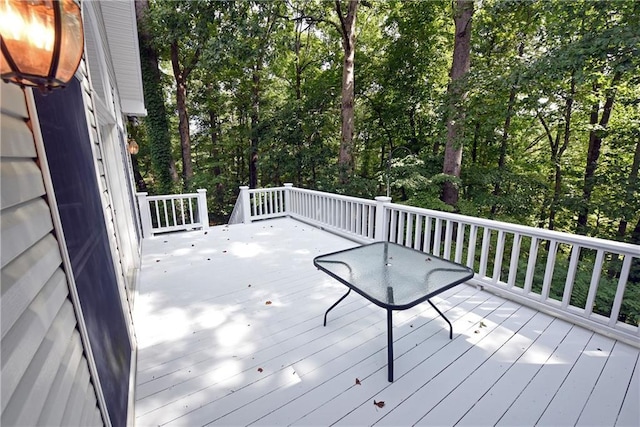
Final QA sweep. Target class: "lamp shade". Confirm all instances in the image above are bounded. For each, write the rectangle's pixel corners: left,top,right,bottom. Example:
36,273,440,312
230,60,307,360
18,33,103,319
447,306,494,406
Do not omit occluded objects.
0,0,84,90
127,139,139,155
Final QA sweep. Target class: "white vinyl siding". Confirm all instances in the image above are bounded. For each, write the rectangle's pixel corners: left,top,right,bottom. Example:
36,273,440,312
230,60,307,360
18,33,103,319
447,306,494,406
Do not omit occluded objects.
0,82,103,426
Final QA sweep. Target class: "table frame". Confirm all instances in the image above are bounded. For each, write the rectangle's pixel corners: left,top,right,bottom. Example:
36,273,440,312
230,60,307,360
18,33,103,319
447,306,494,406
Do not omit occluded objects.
314,242,475,382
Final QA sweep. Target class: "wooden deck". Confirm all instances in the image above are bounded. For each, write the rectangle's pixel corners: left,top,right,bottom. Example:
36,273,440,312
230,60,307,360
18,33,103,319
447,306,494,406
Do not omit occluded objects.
134,218,639,426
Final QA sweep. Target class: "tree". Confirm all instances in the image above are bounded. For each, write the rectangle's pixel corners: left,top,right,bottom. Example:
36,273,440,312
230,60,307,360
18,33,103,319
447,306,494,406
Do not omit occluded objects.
335,0,359,183
148,0,227,190
576,71,621,233
134,0,178,193
441,0,473,207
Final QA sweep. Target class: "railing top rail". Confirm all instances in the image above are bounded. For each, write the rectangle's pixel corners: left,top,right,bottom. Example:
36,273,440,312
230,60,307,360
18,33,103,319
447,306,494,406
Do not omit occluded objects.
386,202,640,255
146,193,199,201
247,187,283,194
288,187,378,206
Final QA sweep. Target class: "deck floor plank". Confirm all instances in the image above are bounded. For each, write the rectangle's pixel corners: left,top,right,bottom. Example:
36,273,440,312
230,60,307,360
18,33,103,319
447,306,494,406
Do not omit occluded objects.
455,317,574,426
615,355,640,427
248,289,486,425
413,311,557,426
536,333,616,426
577,340,640,426
134,218,640,427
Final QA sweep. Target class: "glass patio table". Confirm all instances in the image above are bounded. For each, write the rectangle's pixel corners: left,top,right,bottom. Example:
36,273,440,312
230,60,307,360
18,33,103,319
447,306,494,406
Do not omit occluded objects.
314,241,475,382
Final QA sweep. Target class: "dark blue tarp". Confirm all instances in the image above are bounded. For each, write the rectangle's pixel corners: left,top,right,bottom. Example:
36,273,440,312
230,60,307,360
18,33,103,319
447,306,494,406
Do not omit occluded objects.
34,78,131,427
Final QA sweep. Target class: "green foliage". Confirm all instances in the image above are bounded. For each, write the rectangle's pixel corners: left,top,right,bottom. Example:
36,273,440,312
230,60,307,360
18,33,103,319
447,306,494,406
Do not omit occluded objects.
135,0,640,247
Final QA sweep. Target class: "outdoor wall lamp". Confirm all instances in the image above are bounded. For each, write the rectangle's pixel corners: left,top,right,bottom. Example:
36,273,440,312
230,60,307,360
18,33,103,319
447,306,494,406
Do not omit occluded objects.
127,139,139,155
0,0,84,91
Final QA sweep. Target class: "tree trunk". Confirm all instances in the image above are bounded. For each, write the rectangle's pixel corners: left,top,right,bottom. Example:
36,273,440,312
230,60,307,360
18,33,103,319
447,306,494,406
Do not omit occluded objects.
209,108,224,205
441,0,474,207
249,64,261,189
490,42,524,216
171,41,195,190
130,154,147,193
135,0,178,193
617,137,640,238
576,72,621,234
336,0,359,184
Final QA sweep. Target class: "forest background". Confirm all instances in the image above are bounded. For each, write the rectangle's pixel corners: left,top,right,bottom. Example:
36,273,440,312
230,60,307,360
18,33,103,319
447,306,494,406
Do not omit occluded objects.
130,0,640,246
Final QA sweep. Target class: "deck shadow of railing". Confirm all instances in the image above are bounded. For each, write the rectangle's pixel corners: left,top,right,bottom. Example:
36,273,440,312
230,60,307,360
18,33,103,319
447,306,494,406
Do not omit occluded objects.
224,184,639,348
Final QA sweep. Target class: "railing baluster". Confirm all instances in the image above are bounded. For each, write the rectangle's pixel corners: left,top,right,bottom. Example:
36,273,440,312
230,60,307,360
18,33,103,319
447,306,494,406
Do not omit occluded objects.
609,255,632,327
541,240,558,300
444,220,453,260
584,249,605,316
397,211,405,244
561,244,581,308
350,202,355,233
466,225,478,269
479,228,491,277
389,209,398,242
523,237,539,294
433,219,442,256
270,191,274,214
414,215,423,250
180,198,185,225
455,223,465,263
405,213,414,248
163,200,169,228
424,217,433,254
507,233,522,288
492,230,506,284
189,197,194,224
154,200,161,228
171,198,177,227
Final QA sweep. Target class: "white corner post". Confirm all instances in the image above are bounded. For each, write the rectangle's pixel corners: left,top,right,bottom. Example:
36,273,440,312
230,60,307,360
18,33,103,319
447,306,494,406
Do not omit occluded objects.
283,183,293,215
239,186,251,224
136,192,153,238
374,196,392,242
197,189,209,230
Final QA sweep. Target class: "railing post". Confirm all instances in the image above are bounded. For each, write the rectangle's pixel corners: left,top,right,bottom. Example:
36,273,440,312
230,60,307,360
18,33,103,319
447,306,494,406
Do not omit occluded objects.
136,192,153,238
196,189,209,230
374,196,392,241
284,183,293,215
239,186,251,224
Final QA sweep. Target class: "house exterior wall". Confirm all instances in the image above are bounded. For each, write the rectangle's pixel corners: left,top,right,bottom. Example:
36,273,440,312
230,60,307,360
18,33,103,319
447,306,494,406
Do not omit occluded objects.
0,82,104,426
1,2,145,425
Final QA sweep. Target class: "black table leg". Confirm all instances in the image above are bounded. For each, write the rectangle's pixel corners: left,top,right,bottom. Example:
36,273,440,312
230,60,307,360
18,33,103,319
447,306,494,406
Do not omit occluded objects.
323,288,351,326
427,299,453,339
387,308,394,382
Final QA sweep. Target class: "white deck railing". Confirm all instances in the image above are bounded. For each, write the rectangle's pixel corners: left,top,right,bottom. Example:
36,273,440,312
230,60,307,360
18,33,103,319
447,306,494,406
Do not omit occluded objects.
232,184,640,347
136,189,209,237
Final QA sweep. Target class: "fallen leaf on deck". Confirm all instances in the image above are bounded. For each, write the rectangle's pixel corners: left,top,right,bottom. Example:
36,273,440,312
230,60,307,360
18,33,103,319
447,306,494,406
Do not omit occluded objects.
373,400,385,408
426,257,432,261
248,284,252,287
355,378,361,385
265,301,272,305
156,260,160,263
257,368,263,373
479,321,487,328
222,250,227,253
204,231,208,235
474,330,480,334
